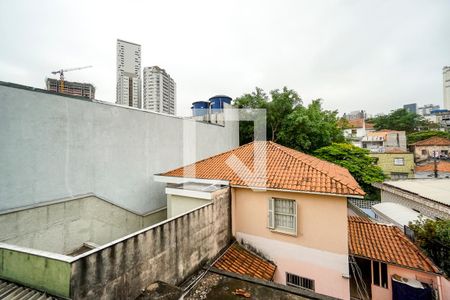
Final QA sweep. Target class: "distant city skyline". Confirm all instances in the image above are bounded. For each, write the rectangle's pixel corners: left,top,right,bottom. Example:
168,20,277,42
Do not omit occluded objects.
143,66,176,115
0,0,449,116
116,39,141,108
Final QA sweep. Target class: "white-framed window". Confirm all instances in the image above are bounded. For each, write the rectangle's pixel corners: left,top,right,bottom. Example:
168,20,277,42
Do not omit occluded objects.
267,198,297,235
286,272,315,291
393,158,405,166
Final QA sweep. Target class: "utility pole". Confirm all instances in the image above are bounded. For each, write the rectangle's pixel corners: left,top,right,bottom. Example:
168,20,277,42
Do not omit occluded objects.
433,150,438,178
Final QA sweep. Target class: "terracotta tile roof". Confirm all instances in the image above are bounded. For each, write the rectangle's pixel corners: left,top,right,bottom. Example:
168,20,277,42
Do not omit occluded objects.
213,243,276,281
411,136,450,146
348,216,441,274
347,118,374,129
160,141,365,197
415,161,450,173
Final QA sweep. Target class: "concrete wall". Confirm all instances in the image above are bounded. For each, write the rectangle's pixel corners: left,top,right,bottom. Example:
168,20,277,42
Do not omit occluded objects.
415,171,450,179
0,195,166,255
0,248,71,298
0,83,239,213
69,188,231,299
231,188,350,300
167,194,210,218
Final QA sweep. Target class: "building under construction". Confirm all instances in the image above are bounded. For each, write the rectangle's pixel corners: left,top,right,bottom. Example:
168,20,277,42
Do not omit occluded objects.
46,78,95,99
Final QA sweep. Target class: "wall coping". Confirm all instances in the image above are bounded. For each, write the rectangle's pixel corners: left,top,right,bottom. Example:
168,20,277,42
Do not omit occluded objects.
0,243,73,262
0,193,166,217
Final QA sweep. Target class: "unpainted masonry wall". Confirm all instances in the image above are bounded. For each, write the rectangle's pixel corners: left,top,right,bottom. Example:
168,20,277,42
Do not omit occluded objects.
69,188,231,300
0,196,166,255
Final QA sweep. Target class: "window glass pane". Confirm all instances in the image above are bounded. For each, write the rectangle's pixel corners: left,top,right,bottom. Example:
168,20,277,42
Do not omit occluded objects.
274,199,296,232
373,261,380,286
381,263,388,288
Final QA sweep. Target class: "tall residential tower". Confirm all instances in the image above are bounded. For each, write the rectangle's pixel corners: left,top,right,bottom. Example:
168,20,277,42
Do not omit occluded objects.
143,66,176,115
116,39,141,108
444,66,450,110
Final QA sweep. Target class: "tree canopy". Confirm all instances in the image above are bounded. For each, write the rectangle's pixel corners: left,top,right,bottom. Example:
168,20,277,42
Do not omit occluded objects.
369,109,428,133
233,87,344,152
409,218,450,276
407,130,450,144
277,100,345,153
314,143,385,197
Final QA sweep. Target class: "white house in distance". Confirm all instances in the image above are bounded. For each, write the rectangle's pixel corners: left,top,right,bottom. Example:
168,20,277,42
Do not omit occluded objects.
343,118,375,147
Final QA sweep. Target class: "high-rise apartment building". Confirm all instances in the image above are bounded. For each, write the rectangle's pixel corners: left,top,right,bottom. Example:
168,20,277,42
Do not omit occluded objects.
143,66,176,115
403,103,417,114
46,78,95,99
443,66,450,110
116,39,141,108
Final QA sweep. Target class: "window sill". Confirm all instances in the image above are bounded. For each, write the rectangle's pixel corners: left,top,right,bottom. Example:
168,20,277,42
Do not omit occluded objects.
270,228,297,237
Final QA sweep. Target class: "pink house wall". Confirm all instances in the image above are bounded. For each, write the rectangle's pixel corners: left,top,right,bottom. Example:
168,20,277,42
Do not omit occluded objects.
231,187,350,299
371,264,446,300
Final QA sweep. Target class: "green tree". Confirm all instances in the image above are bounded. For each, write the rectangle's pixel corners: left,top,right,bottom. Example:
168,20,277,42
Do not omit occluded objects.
369,109,426,133
409,218,450,276
233,87,269,144
267,87,302,141
314,143,385,197
278,100,345,153
233,87,301,144
407,130,450,144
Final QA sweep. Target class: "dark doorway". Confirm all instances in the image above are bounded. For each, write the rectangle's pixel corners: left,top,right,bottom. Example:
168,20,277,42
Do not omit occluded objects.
349,256,372,300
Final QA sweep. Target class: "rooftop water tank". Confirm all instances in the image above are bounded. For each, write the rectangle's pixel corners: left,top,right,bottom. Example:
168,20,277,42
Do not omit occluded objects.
209,95,232,112
191,101,210,116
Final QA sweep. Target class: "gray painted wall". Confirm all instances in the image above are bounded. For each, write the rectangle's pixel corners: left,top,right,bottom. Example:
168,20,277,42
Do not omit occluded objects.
0,195,166,254
70,188,231,299
0,83,238,213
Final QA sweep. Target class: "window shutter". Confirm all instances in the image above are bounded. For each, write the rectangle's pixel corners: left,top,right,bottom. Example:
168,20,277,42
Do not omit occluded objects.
293,201,298,235
267,198,275,229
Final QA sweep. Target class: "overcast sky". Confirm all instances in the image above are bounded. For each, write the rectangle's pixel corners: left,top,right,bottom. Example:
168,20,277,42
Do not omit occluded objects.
1,0,449,116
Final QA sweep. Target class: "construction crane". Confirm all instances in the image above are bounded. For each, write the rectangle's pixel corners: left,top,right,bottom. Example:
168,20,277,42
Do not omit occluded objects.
51,65,92,93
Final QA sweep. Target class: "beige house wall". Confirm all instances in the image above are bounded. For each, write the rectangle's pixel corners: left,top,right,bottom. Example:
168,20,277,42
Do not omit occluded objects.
231,187,350,299
232,188,348,254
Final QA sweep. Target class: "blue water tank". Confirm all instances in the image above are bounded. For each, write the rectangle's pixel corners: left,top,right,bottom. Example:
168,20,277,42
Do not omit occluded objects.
191,101,210,116
209,95,232,112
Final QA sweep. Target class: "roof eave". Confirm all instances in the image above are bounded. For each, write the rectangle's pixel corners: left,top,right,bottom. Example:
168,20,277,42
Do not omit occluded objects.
154,174,230,186
349,253,441,275
231,184,365,199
